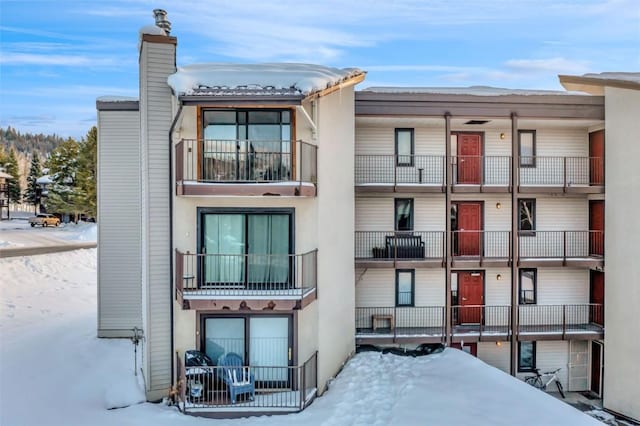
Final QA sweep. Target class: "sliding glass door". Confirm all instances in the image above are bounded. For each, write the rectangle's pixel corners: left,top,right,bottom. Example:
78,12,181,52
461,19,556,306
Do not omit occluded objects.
203,316,291,382
201,211,291,289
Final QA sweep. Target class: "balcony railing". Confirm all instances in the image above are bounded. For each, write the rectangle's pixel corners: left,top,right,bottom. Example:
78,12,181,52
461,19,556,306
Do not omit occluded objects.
0,183,7,192
451,156,512,186
519,230,604,259
518,304,604,335
519,156,604,187
355,155,445,186
451,230,511,259
176,139,317,184
355,304,603,339
176,249,317,298
177,352,317,413
354,231,445,261
355,306,446,338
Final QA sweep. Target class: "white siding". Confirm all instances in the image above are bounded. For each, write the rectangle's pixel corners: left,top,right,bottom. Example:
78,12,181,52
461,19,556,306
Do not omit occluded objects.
97,109,142,337
536,268,589,305
140,39,175,397
355,126,445,155
478,342,510,374
484,268,511,306
355,269,445,307
533,128,589,157
516,341,570,390
534,197,588,231
355,197,445,231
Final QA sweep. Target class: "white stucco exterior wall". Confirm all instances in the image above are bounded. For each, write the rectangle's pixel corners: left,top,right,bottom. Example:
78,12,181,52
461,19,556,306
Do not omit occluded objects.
602,86,640,421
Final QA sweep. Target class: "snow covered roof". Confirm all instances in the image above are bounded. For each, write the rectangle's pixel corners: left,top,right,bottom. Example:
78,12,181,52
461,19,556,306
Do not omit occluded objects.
559,72,640,94
96,96,139,102
168,63,365,98
0,171,13,179
361,85,586,96
139,24,166,37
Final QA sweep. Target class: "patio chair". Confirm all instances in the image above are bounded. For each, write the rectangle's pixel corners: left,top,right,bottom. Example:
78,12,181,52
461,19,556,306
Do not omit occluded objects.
220,352,255,404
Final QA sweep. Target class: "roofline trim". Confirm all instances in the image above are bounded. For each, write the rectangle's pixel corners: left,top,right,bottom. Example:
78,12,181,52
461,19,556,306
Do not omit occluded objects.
559,75,640,92
96,100,140,111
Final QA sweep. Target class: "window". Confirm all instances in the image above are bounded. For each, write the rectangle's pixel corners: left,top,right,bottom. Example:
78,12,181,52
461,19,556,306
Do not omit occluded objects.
518,341,536,372
395,199,414,231
199,209,292,287
396,270,415,306
395,128,414,166
519,269,537,304
201,109,292,181
519,130,536,167
518,199,536,233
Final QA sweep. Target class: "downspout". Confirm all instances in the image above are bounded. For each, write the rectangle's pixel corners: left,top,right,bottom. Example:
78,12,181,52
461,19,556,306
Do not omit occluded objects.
168,102,183,388
510,112,519,376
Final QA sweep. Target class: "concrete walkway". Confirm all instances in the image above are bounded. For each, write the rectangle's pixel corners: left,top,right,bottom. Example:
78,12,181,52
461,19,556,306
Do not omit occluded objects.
0,242,97,258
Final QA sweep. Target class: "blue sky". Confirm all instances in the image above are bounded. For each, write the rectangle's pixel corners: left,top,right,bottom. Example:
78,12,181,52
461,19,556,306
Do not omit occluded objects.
1,0,638,139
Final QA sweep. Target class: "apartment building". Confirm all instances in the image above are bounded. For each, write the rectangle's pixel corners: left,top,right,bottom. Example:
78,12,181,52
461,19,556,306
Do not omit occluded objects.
96,10,638,422
97,10,362,416
353,87,606,395
0,169,11,220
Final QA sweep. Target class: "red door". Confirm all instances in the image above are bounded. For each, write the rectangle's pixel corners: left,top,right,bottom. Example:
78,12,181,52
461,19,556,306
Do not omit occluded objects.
457,134,482,184
590,271,604,326
456,203,482,256
459,272,483,323
589,130,604,186
589,201,604,256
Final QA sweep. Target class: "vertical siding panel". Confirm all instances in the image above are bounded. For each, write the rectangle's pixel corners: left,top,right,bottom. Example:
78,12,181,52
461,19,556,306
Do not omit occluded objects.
97,109,142,336
478,342,511,374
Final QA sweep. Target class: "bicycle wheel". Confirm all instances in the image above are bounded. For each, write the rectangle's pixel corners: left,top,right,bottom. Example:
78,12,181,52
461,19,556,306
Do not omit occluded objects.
556,381,566,398
525,376,543,389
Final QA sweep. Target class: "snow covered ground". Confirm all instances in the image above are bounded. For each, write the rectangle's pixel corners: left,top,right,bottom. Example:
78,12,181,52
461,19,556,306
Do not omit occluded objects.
0,249,603,426
0,217,96,248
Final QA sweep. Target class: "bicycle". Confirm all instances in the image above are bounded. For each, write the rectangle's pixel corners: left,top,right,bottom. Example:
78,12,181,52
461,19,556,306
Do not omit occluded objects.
524,368,566,398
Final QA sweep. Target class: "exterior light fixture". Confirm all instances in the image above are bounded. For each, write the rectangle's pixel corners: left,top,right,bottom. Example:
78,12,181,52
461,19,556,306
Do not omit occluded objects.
496,202,501,209
496,341,502,347
497,274,502,281
500,132,506,140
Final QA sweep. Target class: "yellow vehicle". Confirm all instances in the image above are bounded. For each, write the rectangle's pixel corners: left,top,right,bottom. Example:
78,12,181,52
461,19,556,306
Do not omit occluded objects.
28,214,60,227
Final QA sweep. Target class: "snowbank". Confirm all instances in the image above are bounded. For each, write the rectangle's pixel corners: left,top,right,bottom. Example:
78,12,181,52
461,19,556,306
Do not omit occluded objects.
362,86,585,96
0,249,603,426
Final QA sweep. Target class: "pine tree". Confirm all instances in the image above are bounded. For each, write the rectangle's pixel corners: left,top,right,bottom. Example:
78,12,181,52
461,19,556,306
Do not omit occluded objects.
77,126,97,218
24,151,43,213
4,148,21,204
46,138,81,219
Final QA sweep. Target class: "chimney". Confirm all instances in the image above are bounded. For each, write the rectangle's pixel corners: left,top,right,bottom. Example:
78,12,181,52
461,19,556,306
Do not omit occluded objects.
153,9,171,35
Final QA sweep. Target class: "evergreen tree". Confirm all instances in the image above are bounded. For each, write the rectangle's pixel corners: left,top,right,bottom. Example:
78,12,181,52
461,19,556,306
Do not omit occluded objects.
24,151,43,212
4,148,21,204
46,138,81,219
77,126,97,218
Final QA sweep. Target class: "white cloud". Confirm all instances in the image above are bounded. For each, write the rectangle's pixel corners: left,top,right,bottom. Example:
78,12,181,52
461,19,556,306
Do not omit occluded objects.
0,53,122,67
505,57,591,74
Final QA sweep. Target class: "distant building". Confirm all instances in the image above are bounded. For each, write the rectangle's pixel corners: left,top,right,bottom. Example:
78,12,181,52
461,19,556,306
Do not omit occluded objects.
0,169,12,220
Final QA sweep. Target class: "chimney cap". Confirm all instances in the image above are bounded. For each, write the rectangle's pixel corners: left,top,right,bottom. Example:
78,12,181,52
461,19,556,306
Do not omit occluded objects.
153,9,171,35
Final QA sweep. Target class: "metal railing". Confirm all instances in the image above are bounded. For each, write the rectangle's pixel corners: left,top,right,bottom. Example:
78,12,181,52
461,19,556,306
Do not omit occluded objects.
355,306,446,338
0,183,7,192
176,249,317,297
451,230,511,259
451,305,511,337
519,156,604,186
178,352,317,412
176,139,317,184
519,230,604,258
452,156,511,186
518,304,604,334
355,155,445,185
354,231,445,260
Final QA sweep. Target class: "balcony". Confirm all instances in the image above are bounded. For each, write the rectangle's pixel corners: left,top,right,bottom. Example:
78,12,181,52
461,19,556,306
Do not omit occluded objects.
175,139,317,197
176,352,317,416
354,304,603,344
518,230,604,268
354,231,445,268
355,155,445,193
518,304,604,340
519,156,604,194
451,230,511,267
175,249,317,310
451,155,512,192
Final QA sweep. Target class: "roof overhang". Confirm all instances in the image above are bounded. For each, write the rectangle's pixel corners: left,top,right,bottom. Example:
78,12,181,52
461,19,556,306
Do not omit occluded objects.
559,74,640,95
178,94,305,106
96,100,140,111
355,91,604,120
